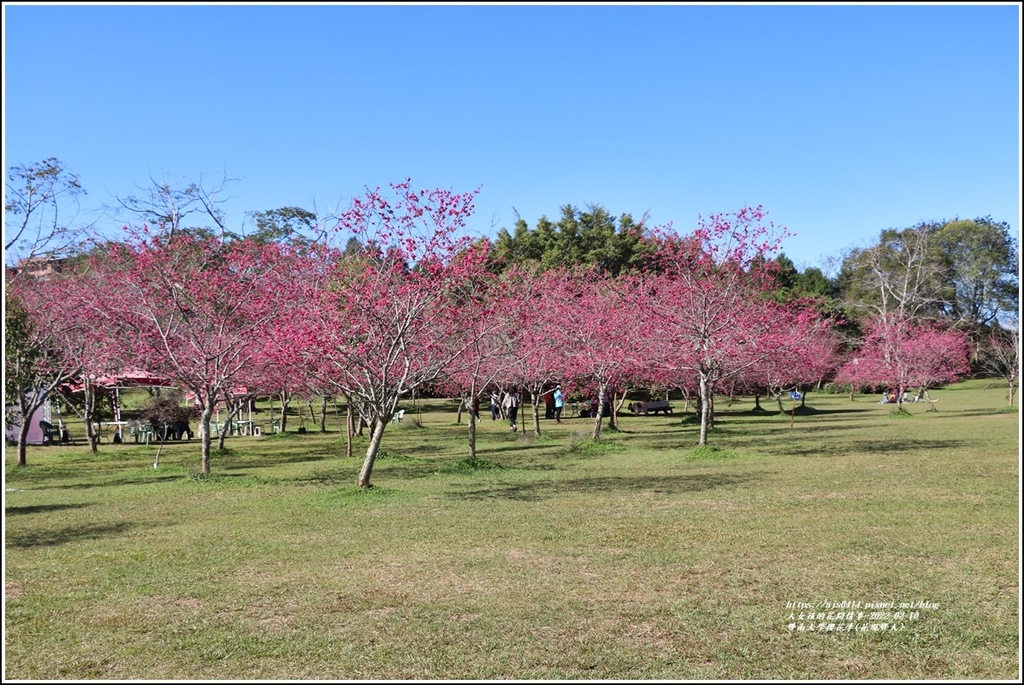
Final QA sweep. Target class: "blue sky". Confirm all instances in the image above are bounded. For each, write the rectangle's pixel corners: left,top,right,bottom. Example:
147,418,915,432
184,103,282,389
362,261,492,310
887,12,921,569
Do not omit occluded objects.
3,2,1021,271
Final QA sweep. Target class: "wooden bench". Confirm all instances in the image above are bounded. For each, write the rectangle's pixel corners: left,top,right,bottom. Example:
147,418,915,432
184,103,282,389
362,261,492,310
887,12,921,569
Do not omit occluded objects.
629,400,674,416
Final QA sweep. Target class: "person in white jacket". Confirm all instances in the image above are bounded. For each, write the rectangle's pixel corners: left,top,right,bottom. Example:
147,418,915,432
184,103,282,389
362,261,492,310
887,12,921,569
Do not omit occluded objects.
502,388,521,432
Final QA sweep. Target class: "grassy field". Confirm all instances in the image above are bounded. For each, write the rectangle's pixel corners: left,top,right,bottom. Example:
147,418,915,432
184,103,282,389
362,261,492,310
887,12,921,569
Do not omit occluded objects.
4,379,1019,680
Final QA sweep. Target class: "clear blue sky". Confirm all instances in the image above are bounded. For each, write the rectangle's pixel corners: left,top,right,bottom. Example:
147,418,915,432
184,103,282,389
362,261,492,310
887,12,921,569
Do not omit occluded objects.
3,2,1021,271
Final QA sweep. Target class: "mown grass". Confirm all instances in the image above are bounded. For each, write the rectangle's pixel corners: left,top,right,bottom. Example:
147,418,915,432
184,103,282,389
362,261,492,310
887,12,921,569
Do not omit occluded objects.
4,379,1019,680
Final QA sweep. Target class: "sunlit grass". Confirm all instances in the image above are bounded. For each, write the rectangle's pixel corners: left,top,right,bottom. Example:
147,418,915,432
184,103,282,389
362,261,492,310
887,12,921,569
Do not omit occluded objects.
4,379,1018,679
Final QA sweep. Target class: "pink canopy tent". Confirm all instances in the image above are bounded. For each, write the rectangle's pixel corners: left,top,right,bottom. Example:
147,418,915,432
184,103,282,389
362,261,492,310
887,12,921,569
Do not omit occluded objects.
61,369,176,441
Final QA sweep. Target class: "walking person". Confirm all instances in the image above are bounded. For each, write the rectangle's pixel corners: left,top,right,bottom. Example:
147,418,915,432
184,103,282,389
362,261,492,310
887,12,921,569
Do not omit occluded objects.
503,387,520,432
553,384,565,424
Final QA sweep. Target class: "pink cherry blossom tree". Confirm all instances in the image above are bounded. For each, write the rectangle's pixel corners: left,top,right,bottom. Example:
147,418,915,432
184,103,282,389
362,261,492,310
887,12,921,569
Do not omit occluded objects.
741,302,841,412
433,259,516,460
835,314,971,411
642,206,796,445
49,265,123,453
5,270,91,465
536,268,647,440
96,231,289,474
492,265,564,437
292,181,488,487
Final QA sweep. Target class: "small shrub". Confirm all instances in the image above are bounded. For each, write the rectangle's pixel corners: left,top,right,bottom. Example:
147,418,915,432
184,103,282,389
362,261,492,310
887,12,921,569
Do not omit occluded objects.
681,445,740,461
566,436,624,455
398,415,424,429
437,456,505,474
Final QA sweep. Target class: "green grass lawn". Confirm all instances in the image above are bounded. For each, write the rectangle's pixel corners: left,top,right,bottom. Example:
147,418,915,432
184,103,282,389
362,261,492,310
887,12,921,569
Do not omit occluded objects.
4,379,1019,680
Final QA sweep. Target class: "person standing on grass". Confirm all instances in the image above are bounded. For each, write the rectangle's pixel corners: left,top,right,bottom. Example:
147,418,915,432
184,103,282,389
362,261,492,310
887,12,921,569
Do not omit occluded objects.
490,388,501,421
553,384,565,424
503,387,520,432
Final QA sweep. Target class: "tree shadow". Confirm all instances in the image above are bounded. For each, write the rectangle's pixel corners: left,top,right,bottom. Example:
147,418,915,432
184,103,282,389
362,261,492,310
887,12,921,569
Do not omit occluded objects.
723,406,874,424
15,473,187,491
219,452,335,470
477,441,561,457
5,521,141,549
294,469,356,487
725,436,971,459
4,502,94,516
446,472,762,502
942,408,1018,418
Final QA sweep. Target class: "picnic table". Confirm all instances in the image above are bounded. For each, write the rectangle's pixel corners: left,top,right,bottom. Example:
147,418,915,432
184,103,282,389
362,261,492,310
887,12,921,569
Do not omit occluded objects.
629,400,674,416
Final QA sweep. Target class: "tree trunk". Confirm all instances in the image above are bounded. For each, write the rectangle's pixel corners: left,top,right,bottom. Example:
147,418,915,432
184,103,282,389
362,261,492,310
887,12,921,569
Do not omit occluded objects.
84,382,99,453
895,385,906,413
319,396,328,432
592,383,606,441
467,381,478,459
531,389,542,436
199,404,215,475
456,397,464,425
613,392,628,428
86,420,99,452
278,391,290,433
345,393,354,459
753,393,762,410
468,402,478,459
16,417,31,467
698,375,711,446
358,416,389,488
217,401,242,451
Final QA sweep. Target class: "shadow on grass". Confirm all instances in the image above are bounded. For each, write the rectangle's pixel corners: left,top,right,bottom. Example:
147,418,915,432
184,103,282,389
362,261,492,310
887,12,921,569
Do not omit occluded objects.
726,436,971,458
5,521,141,549
722,406,875,424
294,469,356,487
5,502,94,516
942,408,1020,418
12,473,188,491
714,422,869,438
476,441,561,457
219,452,335,470
447,472,762,502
